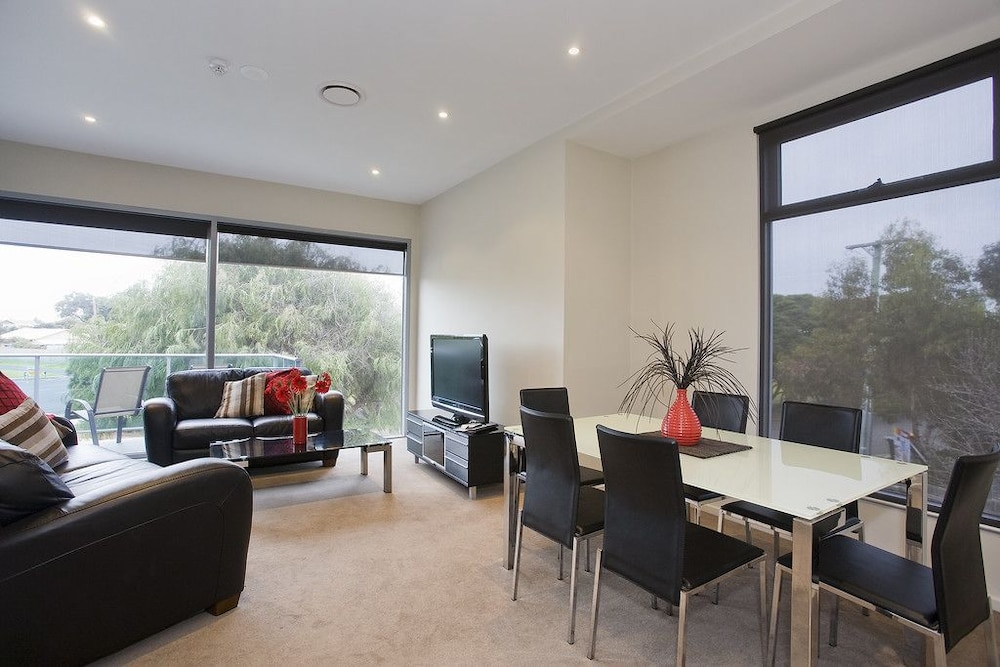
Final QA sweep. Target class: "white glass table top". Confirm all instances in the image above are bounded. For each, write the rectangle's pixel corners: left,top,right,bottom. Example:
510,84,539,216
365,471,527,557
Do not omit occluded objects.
505,413,927,521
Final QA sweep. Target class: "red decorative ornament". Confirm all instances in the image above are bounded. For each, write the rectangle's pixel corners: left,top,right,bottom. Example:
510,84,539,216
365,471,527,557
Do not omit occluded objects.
661,388,702,446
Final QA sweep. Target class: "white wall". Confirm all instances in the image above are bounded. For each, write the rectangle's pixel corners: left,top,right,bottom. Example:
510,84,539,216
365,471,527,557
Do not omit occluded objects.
563,142,631,416
629,124,761,411
0,140,419,240
416,137,567,427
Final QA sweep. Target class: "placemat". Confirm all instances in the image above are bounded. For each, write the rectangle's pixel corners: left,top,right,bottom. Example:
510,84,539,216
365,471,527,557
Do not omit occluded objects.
640,432,752,459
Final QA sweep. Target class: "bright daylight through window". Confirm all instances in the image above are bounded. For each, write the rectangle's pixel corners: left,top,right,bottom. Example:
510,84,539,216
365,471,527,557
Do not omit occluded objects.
758,40,1000,520
0,201,406,445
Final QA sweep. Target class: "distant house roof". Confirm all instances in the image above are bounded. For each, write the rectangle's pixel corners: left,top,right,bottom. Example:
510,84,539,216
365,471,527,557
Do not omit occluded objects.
0,327,71,347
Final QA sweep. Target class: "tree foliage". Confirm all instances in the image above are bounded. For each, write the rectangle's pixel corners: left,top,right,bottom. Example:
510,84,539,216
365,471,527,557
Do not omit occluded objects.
66,256,402,432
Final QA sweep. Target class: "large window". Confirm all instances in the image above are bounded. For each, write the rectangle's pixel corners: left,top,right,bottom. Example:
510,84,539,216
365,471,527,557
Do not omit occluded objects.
758,39,1000,520
0,198,407,439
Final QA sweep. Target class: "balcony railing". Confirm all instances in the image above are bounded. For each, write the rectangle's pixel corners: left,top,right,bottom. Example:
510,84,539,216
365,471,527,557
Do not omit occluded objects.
0,351,300,443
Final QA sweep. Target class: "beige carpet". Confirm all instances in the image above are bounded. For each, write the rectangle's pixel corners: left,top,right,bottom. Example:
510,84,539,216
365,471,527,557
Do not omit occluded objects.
95,440,995,666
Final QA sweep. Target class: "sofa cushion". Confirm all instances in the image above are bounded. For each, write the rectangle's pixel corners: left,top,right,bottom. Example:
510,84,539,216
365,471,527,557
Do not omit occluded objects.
174,418,254,450
0,441,74,526
263,369,295,415
215,373,266,418
0,373,68,467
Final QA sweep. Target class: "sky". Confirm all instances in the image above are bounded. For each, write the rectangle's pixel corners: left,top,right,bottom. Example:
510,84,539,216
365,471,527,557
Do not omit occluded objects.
0,246,168,323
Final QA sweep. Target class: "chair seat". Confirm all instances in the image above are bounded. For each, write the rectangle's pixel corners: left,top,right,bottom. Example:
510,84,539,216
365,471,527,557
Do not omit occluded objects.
576,485,606,535
683,484,722,503
721,500,794,532
815,535,938,629
580,465,604,487
722,499,846,538
682,522,764,591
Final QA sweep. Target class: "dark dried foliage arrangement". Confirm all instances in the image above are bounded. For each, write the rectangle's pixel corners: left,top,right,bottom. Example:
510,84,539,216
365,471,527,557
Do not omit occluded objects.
618,322,751,417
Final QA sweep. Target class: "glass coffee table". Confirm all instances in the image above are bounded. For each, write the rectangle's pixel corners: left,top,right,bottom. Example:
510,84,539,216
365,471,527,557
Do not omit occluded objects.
209,429,393,493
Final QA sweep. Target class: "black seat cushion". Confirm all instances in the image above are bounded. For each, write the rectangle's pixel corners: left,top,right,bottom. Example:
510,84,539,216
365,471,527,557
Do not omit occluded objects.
580,465,604,486
683,484,722,503
816,535,937,629
682,523,764,590
721,499,844,539
576,485,606,535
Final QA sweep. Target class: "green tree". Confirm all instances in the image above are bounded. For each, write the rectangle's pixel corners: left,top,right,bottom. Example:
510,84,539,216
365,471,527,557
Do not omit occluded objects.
55,292,111,322
975,240,1000,305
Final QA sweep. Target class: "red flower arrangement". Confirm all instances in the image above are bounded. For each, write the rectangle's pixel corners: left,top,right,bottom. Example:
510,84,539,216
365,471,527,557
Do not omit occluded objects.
266,368,332,415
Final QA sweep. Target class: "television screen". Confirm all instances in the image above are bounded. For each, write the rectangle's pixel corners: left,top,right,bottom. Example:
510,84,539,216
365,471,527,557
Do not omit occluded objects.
430,334,489,423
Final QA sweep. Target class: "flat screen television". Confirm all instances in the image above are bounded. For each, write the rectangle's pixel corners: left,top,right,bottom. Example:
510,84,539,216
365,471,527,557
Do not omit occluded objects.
430,334,489,424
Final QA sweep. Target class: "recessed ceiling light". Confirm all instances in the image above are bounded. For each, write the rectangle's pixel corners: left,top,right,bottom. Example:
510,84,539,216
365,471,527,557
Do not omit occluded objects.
370,168,381,176
438,110,449,120
240,65,269,81
568,46,581,56
86,14,106,29
83,115,97,123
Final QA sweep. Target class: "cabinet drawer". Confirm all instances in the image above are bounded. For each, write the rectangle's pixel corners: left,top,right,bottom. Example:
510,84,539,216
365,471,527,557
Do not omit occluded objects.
444,434,469,461
445,455,469,484
406,435,422,457
406,416,430,439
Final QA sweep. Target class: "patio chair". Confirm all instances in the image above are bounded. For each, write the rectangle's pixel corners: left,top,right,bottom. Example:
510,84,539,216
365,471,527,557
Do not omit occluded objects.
66,366,151,446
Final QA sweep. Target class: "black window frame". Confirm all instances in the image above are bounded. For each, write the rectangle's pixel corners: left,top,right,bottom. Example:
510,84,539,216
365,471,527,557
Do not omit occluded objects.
755,38,1000,523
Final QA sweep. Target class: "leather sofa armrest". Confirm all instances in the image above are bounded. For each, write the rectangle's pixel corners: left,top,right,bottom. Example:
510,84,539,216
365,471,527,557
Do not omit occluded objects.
142,396,178,466
0,459,252,662
315,390,344,432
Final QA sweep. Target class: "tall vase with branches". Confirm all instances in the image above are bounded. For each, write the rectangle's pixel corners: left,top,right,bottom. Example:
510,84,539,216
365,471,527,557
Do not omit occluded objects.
619,322,749,445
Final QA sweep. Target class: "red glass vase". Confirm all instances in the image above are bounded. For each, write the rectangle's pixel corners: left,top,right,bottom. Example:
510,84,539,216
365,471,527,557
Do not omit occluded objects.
292,414,308,445
661,387,702,446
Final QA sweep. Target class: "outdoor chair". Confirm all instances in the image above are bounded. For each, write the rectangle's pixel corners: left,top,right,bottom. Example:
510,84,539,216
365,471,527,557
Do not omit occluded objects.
66,366,151,446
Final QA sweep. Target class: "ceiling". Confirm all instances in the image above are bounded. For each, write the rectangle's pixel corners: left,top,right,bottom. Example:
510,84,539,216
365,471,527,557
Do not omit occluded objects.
2,1,999,205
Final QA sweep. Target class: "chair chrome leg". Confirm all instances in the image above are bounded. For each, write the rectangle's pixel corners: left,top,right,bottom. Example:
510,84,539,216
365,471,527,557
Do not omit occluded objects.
758,559,767,662
568,537,580,644
931,634,947,666
744,519,752,545
676,590,689,667
767,565,783,667
586,548,604,660
717,507,726,533
585,538,591,572
829,595,839,646
772,530,781,569
858,524,870,617
558,544,564,580
511,509,525,601
651,594,658,609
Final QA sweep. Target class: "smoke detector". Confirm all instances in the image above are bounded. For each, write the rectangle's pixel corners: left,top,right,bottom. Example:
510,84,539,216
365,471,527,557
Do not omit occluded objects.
208,58,231,76
319,82,364,107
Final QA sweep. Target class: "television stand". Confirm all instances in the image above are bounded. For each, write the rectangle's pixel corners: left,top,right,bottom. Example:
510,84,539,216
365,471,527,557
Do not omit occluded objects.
406,409,504,499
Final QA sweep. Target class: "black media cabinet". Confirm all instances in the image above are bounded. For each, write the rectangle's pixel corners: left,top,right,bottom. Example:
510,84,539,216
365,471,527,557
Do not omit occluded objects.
405,409,504,499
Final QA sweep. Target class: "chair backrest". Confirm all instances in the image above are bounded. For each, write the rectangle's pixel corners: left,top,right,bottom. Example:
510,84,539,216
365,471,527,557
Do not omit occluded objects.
519,387,571,416
931,445,1000,651
93,366,151,417
691,390,749,432
779,401,862,453
519,406,583,548
596,425,686,605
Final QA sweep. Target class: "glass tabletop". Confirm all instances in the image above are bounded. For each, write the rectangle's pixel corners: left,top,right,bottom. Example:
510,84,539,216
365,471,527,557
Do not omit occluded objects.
506,413,927,521
210,429,389,461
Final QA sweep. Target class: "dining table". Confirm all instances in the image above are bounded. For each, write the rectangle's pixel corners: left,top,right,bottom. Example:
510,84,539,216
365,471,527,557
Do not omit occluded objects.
502,413,928,666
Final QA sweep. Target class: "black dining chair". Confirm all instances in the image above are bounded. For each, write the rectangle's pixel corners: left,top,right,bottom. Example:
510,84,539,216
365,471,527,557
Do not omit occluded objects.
519,387,604,486
512,406,605,645
717,400,864,561
587,426,767,665
519,387,604,575
767,445,1000,666
684,390,750,525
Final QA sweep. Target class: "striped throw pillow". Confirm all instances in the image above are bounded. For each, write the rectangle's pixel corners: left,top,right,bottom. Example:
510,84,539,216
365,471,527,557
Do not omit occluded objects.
215,373,266,418
0,397,69,468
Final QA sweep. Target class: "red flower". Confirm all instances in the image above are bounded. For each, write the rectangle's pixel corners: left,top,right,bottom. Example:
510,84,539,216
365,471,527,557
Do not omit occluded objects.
263,367,333,415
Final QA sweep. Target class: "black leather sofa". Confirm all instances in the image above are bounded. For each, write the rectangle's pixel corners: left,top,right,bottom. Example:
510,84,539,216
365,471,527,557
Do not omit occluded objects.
0,417,253,664
143,367,344,467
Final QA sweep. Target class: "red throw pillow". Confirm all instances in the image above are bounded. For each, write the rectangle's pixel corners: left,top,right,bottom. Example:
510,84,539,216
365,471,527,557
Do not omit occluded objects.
0,371,29,414
263,369,294,415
